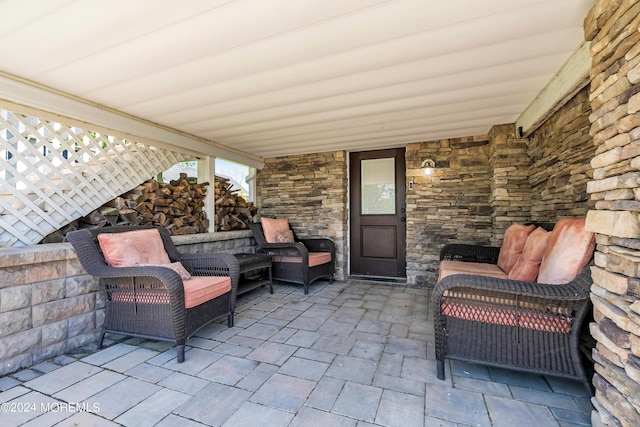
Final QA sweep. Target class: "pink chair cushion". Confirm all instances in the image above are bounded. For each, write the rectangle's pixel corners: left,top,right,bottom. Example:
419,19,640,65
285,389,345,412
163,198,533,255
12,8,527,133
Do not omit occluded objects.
98,229,171,267
109,276,231,309
183,276,231,309
508,227,551,282
308,252,332,267
261,218,291,243
496,224,536,274
537,218,595,284
272,252,332,267
438,260,508,281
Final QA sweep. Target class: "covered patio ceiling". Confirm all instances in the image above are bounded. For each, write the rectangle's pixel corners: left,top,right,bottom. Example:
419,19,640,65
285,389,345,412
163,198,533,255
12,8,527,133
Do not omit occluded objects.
0,0,592,160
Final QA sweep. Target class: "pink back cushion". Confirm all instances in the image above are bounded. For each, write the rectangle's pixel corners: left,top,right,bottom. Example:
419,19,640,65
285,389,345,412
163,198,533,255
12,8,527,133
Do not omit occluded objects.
497,224,536,274
537,218,595,284
261,218,291,243
508,227,551,282
98,229,171,267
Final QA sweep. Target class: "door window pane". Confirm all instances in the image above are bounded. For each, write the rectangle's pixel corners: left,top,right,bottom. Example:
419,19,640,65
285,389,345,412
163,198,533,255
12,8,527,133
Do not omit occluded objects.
361,158,395,214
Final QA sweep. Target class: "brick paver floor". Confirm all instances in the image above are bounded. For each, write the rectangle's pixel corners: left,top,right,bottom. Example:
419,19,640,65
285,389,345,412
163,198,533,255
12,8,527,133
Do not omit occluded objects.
0,280,593,426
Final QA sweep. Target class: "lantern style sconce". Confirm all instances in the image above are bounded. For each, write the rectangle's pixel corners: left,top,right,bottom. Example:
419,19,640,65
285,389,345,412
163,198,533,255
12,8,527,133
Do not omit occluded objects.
421,158,436,176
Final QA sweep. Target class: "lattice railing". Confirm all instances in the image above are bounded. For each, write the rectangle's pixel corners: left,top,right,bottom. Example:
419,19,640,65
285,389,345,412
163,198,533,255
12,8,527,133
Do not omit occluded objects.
0,102,190,247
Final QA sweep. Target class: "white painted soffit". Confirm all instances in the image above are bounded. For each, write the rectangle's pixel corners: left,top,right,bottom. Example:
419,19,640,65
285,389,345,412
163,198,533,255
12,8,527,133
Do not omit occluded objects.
0,73,264,169
0,0,593,158
516,42,591,136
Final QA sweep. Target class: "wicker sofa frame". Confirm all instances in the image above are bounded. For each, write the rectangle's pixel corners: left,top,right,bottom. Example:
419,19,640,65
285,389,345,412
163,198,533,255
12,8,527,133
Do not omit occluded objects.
67,225,239,363
249,221,335,294
433,241,594,393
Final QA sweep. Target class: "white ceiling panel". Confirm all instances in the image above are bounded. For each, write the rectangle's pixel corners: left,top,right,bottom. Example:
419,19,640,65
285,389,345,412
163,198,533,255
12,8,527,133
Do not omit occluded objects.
0,0,593,159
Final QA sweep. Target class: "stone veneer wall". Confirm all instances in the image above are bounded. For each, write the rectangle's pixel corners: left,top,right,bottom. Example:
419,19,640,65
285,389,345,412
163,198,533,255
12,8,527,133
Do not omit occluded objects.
0,231,255,375
528,87,596,223
256,151,348,281
488,124,531,245
257,100,595,288
583,1,640,425
406,136,493,285
405,109,594,285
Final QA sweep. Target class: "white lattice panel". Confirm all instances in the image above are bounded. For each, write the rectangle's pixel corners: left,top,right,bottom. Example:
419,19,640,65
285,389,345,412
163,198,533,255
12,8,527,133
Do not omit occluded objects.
0,103,190,247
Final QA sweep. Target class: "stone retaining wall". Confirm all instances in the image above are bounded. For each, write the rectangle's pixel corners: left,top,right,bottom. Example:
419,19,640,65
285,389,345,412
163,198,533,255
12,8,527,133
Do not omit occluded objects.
0,231,254,376
584,1,640,425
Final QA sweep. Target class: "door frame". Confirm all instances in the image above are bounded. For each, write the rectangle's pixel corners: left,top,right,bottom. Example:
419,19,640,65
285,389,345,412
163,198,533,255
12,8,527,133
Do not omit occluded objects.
348,148,407,279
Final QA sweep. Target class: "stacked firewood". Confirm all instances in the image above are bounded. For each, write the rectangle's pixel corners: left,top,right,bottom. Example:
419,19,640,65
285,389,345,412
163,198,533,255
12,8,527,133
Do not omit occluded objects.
214,176,257,231
42,174,256,243
81,174,209,235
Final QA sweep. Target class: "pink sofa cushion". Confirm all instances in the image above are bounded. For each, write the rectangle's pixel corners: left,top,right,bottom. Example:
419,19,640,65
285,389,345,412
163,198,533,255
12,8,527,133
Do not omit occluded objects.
537,218,595,284
441,301,570,333
438,260,508,281
496,224,536,274
508,227,551,282
272,252,332,267
98,229,171,267
261,218,291,243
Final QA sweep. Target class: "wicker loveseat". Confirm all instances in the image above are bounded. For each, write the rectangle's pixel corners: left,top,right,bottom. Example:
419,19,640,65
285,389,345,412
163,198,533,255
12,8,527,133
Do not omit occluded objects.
249,218,335,294
432,218,595,392
67,225,239,363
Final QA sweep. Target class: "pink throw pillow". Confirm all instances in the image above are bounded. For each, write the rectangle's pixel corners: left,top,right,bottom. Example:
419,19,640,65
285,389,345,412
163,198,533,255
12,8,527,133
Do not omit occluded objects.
275,230,294,243
136,261,192,281
261,218,291,243
508,227,551,282
98,229,171,267
537,218,595,284
497,224,536,274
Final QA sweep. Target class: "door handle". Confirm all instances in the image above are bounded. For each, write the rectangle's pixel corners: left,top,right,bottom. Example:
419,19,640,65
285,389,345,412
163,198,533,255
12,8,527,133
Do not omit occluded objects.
401,217,406,222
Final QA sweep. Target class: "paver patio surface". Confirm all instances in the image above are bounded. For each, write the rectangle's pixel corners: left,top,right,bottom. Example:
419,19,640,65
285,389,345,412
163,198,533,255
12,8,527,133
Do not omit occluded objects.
0,280,593,426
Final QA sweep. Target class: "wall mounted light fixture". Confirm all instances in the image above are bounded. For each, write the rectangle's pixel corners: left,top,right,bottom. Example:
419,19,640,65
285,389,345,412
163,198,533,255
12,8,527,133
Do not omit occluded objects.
421,158,436,176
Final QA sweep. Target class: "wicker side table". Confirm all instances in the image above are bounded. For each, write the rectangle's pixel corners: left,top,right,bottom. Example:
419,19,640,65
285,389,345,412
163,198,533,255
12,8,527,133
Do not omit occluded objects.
234,253,273,295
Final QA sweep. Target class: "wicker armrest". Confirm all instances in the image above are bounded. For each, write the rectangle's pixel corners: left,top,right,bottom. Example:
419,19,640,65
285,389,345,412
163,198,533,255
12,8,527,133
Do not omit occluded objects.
259,241,310,259
439,244,500,264
298,238,335,253
177,252,239,280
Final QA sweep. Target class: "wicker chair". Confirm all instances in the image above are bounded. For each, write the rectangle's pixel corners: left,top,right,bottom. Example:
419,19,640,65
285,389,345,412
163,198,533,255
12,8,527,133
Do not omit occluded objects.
433,242,594,393
249,221,335,294
67,225,239,363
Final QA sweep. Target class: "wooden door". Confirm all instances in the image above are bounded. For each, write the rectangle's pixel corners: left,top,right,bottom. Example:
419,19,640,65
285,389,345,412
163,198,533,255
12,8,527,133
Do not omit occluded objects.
350,148,406,278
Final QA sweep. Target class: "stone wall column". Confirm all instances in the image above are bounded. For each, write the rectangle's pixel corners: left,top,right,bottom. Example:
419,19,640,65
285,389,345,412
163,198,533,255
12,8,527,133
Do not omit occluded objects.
406,136,492,285
488,124,531,244
584,0,640,425
256,151,348,281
